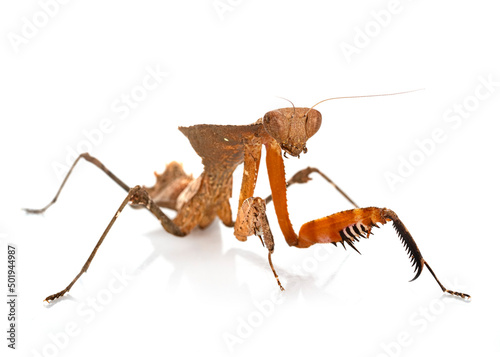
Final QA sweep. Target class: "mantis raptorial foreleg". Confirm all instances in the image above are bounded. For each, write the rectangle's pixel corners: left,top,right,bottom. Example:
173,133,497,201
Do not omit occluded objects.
297,207,470,299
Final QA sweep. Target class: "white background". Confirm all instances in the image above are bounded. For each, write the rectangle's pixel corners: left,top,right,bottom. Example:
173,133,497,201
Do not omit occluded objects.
1,1,499,356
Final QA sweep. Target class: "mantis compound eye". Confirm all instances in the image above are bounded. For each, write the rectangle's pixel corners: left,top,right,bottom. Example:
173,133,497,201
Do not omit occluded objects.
263,110,288,144
304,109,322,140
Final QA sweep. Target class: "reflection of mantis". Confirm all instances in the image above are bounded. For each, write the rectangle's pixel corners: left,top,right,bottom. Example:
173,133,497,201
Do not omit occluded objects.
25,91,470,302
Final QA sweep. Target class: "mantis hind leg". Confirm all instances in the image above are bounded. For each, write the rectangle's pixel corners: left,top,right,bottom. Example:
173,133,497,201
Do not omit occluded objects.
24,153,190,302
43,185,187,302
24,152,130,214
24,152,184,236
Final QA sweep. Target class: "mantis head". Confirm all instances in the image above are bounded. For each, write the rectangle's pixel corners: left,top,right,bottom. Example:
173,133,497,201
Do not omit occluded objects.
263,107,322,157
262,89,421,157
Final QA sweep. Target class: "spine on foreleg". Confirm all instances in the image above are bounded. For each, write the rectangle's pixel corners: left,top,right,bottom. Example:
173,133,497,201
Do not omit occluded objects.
297,207,425,280
297,207,388,248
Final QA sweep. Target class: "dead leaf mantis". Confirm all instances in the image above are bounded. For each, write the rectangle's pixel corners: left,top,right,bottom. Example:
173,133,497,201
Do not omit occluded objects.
25,90,471,302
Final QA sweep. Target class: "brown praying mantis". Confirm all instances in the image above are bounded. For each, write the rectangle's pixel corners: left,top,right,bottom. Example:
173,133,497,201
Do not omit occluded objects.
25,90,471,302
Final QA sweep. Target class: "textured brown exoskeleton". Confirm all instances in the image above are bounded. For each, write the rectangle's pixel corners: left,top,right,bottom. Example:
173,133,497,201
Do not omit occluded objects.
25,91,470,302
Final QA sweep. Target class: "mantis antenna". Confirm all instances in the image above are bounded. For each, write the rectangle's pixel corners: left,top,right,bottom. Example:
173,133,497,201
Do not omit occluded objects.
276,96,296,116
305,88,424,116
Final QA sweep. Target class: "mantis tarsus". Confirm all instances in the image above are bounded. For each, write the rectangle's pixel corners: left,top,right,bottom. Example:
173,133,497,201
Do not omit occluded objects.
25,90,471,302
